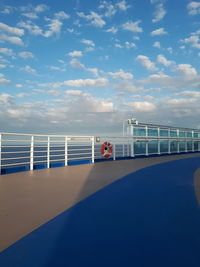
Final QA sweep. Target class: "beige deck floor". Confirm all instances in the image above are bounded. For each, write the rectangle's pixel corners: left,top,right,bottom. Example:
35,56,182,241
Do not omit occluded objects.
0,153,200,251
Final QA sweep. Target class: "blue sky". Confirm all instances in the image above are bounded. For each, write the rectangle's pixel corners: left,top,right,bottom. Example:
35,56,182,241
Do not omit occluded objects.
0,0,200,135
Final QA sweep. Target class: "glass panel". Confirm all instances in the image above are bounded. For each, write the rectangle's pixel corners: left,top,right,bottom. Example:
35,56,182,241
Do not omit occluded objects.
170,131,177,137
194,132,199,138
160,130,168,137
160,141,168,153
170,141,177,152
134,142,146,154
179,141,186,152
187,141,192,151
148,141,158,153
148,128,158,137
179,131,185,138
186,132,192,138
133,127,146,136
194,141,199,151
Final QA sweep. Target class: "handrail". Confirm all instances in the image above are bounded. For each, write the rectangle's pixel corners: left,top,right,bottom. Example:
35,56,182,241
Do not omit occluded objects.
0,130,200,175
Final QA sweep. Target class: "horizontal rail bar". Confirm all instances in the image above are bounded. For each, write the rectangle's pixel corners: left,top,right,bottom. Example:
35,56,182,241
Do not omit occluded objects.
1,151,30,154
1,162,29,167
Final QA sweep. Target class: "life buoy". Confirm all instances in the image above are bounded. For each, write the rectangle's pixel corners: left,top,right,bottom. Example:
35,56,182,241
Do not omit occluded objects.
101,141,113,158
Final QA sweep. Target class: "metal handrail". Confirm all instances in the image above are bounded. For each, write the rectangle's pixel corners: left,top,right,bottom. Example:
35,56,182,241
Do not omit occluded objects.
0,130,200,174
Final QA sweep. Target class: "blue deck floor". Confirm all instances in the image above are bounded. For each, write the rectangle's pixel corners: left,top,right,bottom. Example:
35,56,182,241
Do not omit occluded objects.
1,157,200,266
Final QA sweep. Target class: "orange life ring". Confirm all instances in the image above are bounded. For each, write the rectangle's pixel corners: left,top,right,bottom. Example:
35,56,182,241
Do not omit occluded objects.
101,141,113,158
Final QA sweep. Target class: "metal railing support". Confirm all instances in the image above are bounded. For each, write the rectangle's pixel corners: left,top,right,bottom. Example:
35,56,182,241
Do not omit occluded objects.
0,134,2,174
158,140,160,155
185,140,188,153
47,136,50,168
113,143,116,160
168,128,171,154
92,137,95,163
65,137,68,166
146,141,148,156
131,141,135,157
30,136,34,170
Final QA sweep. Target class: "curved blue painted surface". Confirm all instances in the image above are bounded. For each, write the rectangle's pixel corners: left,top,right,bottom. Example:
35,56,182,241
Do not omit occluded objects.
1,157,200,267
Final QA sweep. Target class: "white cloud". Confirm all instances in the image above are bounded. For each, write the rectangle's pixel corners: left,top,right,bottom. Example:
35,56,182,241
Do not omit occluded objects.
0,48,14,56
151,2,167,23
63,78,108,87
70,58,85,68
116,0,131,11
187,1,200,15
99,2,117,17
122,20,143,32
176,64,198,78
17,21,43,35
1,6,15,14
19,51,34,59
0,73,10,84
151,27,167,36
22,12,39,19
157,54,173,66
77,11,106,28
174,90,200,98
108,69,133,80
0,93,12,104
43,18,63,38
54,11,70,19
136,55,158,71
68,50,83,57
65,90,82,96
125,41,136,49
106,26,118,34
86,68,100,77
0,33,24,45
182,35,200,49
0,22,24,36
21,65,37,75
153,41,161,48
115,43,123,48
81,39,95,47
126,101,156,112
50,66,66,72
34,4,48,13
16,84,23,88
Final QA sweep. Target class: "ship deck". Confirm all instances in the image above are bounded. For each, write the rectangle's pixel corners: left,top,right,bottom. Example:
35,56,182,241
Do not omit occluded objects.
1,153,200,266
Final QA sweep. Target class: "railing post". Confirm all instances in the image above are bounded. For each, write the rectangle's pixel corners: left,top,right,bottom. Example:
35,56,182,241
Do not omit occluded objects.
30,136,34,170
185,139,188,153
192,131,194,152
0,134,2,174
92,137,95,163
131,140,135,157
127,139,129,157
168,128,171,154
47,136,50,168
65,136,68,166
158,127,160,155
146,141,148,156
113,143,116,160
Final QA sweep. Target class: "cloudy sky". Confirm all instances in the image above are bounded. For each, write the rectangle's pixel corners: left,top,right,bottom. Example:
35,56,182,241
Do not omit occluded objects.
0,0,200,135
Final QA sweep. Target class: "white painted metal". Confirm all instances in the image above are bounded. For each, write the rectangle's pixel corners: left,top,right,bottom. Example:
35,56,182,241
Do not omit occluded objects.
65,137,68,166
1,123,200,174
30,136,34,171
47,137,50,168
0,134,1,174
92,137,95,163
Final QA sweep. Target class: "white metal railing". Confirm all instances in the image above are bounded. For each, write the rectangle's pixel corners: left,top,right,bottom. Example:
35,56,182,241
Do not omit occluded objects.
0,130,200,174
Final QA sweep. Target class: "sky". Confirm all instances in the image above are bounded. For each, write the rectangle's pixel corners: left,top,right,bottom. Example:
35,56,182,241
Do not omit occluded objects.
0,0,200,135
